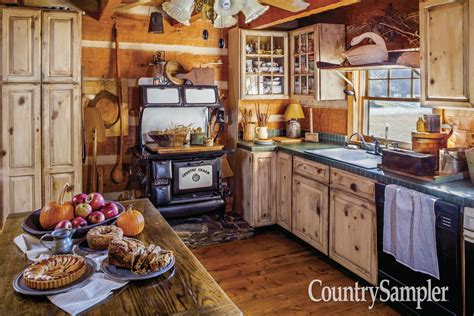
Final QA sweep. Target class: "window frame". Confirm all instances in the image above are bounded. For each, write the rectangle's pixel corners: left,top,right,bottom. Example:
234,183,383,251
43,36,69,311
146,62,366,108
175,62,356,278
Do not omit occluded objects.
360,68,424,149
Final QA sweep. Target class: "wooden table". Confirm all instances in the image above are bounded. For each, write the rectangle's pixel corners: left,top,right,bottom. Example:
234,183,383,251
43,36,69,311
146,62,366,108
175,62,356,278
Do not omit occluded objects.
0,199,241,315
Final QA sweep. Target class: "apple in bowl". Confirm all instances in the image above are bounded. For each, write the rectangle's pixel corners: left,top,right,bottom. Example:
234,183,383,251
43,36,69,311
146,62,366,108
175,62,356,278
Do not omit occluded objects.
86,193,105,211
88,211,105,224
101,201,119,219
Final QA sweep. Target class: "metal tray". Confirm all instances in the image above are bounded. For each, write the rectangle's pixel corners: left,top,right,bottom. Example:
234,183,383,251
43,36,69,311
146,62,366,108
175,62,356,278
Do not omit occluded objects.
13,257,96,296
100,255,175,281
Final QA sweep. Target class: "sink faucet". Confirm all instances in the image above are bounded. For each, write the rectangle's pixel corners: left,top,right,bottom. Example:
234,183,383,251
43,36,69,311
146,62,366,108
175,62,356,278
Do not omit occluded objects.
345,132,371,151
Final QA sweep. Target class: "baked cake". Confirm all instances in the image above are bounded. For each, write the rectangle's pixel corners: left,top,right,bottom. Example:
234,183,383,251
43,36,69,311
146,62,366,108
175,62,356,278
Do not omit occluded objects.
23,254,87,290
86,225,124,250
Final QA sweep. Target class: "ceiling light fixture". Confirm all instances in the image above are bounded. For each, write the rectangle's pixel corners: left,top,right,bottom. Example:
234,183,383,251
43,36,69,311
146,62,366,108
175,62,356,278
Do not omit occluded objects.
162,0,268,28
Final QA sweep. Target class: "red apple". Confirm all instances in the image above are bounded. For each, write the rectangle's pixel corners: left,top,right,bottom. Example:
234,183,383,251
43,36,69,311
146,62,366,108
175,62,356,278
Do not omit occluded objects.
71,193,88,207
75,203,92,218
101,202,119,219
71,217,88,228
88,211,105,224
55,220,72,230
86,192,105,211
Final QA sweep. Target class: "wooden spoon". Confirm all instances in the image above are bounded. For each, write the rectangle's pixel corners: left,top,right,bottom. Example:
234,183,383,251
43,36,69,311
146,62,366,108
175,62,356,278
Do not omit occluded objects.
111,20,125,184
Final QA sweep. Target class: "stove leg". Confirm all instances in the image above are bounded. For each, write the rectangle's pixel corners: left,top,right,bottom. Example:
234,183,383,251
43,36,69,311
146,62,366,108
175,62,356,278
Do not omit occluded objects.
218,207,229,228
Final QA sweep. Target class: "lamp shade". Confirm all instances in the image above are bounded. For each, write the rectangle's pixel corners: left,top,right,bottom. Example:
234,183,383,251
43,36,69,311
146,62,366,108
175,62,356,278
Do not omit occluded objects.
214,15,237,28
241,0,269,24
284,103,305,120
162,0,194,26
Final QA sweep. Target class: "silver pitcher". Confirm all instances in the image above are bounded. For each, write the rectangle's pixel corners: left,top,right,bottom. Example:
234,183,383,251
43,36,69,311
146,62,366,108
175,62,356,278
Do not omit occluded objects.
40,228,76,255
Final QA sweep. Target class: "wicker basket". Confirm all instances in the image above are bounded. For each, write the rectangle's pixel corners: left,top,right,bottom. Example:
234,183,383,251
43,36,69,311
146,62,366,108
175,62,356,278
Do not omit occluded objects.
148,131,187,147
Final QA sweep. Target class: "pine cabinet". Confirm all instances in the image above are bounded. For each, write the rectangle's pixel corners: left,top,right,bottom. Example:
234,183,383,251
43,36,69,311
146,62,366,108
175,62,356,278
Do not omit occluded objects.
42,11,81,83
290,24,345,101
420,0,474,108
1,84,42,216
1,9,41,82
0,8,81,227
329,169,377,285
238,150,277,227
276,152,292,231
292,174,329,255
229,28,289,100
42,84,81,202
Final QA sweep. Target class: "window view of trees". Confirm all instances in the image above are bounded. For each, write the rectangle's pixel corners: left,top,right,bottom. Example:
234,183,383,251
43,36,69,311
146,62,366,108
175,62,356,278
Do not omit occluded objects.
365,69,430,144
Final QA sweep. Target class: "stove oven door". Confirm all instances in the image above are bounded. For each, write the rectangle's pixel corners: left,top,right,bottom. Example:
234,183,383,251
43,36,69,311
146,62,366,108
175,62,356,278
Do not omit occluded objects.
172,159,219,195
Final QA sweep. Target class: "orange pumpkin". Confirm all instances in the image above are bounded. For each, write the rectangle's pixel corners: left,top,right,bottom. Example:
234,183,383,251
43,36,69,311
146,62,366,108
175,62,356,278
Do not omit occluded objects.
39,183,74,230
116,205,145,236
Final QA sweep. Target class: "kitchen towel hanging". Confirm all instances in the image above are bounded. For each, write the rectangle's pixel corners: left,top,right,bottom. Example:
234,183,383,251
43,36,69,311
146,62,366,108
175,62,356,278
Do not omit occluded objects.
383,184,440,279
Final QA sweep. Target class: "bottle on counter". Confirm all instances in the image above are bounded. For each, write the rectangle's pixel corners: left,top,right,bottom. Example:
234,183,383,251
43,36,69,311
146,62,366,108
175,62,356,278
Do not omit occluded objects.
416,116,426,132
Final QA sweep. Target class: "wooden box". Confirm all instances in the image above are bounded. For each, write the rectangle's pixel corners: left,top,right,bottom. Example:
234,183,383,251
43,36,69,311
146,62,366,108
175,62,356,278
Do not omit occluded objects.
381,148,437,176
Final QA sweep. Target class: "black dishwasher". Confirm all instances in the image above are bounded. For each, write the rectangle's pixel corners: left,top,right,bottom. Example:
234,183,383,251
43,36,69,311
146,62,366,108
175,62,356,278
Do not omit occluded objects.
375,183,462,315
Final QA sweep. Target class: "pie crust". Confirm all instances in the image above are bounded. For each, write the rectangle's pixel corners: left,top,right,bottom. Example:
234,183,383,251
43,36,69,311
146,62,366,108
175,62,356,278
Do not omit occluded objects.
23,255,87,290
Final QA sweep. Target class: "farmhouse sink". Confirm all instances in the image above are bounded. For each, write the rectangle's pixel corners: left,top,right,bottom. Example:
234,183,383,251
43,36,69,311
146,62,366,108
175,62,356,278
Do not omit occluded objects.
304,148,382,169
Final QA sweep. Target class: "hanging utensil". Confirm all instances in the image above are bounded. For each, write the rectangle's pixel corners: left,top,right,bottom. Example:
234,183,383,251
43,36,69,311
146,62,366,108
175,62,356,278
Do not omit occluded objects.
111,20,125,184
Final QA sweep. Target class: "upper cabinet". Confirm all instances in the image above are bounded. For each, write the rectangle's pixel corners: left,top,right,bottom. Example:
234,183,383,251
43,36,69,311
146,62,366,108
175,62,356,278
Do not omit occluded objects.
42,11,81,83
290,24,346,101
1,9,41,82
229,28,289,100
420,0,473,108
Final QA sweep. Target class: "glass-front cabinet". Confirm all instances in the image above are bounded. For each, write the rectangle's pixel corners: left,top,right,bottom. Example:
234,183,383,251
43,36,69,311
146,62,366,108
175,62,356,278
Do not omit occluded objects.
290,24,346,101
240,30,288,100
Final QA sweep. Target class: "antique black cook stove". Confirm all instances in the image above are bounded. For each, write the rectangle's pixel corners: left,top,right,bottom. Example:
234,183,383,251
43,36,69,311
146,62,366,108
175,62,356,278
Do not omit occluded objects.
132,84,227,219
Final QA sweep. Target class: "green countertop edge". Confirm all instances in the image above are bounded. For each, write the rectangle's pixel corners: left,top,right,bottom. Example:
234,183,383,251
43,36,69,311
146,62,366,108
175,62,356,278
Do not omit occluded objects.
237,141,474,208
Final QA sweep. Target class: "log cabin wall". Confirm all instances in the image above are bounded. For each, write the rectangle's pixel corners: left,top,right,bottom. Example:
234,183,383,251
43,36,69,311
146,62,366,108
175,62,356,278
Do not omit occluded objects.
81,15,228,193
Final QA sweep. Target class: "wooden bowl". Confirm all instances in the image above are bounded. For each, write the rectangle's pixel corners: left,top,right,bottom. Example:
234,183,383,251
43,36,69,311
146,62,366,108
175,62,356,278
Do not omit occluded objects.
22,201,125,239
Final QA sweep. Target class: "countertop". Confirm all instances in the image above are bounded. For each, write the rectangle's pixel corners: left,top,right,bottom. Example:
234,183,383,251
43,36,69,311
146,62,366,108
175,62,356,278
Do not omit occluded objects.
238,141,474,208
0,199,242,316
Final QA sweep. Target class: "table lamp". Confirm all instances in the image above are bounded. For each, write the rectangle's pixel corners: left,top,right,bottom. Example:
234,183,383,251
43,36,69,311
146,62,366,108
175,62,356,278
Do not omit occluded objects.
284,103,305,138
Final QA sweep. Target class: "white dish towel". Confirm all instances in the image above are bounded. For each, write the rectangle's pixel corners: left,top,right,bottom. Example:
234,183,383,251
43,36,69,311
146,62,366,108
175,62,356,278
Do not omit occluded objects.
48,273,128,315
383,184,440,279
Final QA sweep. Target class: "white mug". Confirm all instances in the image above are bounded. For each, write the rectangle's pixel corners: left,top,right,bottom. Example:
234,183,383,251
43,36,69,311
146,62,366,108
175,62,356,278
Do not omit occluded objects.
255,126,268,140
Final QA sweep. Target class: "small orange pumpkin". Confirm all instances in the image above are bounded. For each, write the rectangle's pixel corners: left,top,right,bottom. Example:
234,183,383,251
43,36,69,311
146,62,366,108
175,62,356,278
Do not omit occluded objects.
116,205,145,236
39,183,74,230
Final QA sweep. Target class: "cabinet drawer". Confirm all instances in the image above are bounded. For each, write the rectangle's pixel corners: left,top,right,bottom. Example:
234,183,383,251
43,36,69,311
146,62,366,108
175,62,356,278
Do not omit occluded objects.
330,168,375,201
293,156,329,184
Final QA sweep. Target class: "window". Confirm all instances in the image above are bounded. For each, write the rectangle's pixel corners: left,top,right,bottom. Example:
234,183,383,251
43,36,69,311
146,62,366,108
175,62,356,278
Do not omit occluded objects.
363,69,431,144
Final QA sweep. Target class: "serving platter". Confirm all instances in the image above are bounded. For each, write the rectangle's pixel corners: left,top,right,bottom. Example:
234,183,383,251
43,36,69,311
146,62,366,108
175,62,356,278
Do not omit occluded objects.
77,239,108,255
22,201,125,239
13,257,95,296
100,255,175,281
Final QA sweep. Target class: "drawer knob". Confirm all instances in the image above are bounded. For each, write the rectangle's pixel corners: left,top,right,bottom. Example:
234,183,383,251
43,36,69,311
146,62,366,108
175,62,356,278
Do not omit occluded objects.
302,228,306,232
316,206,321,215
354,245,359,251
350,183,357,191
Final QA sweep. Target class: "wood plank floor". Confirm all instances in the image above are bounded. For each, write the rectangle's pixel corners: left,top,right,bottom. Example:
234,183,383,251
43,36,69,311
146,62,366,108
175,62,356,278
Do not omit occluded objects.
192,226,399,315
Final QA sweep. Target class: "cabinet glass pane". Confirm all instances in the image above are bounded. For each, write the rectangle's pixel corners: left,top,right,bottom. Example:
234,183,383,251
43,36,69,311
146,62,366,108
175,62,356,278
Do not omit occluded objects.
308,54,315,73
301,34,307,54
308,32,314,53
294,35,299,54
308,76,315,95
272,56,284,74
301,55,307,74
273,36,284,55
246,57,258,74
245,76,259,95
294,76,301,95
258,36,271,54
260,56,272,74
301,76,308,95
294,56,300,74
245,35,258,54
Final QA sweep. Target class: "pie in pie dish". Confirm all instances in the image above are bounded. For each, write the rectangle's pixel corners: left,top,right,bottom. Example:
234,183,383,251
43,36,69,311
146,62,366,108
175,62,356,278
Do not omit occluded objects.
23,254,87,290
108,237,173,275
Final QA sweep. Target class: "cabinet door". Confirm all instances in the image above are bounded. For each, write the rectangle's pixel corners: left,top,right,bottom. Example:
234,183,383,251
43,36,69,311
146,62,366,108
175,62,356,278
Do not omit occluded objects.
316,24,346,101
252,152,277,227
329,189,377,285
292,175,329,254
1,84,42,224
420,0,473,108
42,11,81,83
42,84,81,203
276,152,292,231
1,9,41,82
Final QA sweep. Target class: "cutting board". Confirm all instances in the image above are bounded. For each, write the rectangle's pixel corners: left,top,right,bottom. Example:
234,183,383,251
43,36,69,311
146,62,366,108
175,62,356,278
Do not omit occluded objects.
84,108,106,143
272,137,303,143
146,143,224,154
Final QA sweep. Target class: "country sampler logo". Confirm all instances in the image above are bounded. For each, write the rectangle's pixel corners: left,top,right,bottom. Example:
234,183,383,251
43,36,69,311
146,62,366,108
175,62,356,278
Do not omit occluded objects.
181,167,211,182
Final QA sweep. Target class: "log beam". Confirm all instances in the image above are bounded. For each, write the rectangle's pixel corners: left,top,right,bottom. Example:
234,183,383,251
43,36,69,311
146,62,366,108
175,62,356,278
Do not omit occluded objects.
246,0,360,29
260,0,309,13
